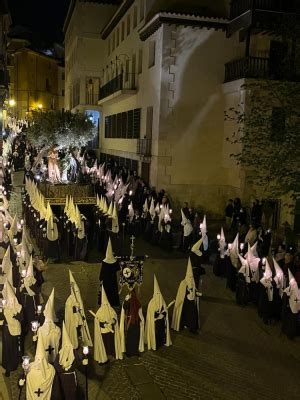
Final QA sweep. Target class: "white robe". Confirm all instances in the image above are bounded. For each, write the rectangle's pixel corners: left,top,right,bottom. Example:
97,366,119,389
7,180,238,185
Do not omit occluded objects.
38,322,61,363
171,281,200,332
145,298,172,350
26,362,55,400
65,294,92,348
93,309,123,363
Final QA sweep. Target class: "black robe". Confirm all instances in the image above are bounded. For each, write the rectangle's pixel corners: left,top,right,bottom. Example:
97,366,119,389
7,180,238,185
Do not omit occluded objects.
154,308,167,349
99,261,120,307
17,282,40,335
180,292,199,333
189,252,205,289
281,293,299,339
235,273,249,306
1,311,23,372
52,350,81,400
123,299,141,357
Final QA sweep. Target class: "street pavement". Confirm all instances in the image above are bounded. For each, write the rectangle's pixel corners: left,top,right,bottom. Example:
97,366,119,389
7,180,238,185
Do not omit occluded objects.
3,172,300,399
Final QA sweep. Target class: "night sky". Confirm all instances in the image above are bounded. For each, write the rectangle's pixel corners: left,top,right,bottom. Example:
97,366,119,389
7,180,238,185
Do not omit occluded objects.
8,0,70,46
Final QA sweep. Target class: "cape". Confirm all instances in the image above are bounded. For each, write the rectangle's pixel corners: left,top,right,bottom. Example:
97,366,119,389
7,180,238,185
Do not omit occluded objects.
145,298,172,350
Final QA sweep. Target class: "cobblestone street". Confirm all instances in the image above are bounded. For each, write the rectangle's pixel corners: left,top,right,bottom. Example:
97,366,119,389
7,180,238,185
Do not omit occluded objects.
3,173,300,399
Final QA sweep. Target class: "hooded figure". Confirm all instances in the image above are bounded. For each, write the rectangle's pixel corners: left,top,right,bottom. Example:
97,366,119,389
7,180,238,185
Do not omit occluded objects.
236,254,250,306
65,270,92,349
226,233,239,291
281,269,300,339
181,209,193,252
213,228,227,277
93,286,123,363
119,289,145,357
45,206,60,262
2,281,23,375
172,259,201,333
52,322,79,400
74,212,88,261
38,289,61,363
145,275,172,350
246,242,260,304
189,237,205,288
99,238,120,307
17,255,41,334
26,334,56,400
258,258,275,324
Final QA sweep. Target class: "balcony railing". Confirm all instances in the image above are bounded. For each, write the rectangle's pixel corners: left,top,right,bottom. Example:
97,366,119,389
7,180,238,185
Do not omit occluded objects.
99,72,137,100
225,56,269,81
230,0,299,20
225,56,300,82
137,138,152,156
85,93,99,105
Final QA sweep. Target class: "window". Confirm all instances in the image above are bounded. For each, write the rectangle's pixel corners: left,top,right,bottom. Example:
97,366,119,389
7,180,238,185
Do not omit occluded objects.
133,6,138,28
127,14,131,36
62,89,65,96
271,107,286,140
104,109,141,139
116,27,120,47
138,49,143,74
121,21,125,41
148,41,156,68
139,0,145,22
62,72,65,80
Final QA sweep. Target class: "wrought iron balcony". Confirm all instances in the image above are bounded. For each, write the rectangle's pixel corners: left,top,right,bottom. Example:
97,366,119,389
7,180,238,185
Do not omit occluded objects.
99,72,137,101
224,56,300,82
230,0,299,20
137,138,152,157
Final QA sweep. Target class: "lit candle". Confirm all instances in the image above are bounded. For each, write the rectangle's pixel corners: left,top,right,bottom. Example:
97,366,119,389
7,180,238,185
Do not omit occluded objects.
129,190,133,196
240,243,244,250
83,346,89,355
31,320,40,333
228,243,232,250
217,234,221,240
37,305,42,315
21,269,26,278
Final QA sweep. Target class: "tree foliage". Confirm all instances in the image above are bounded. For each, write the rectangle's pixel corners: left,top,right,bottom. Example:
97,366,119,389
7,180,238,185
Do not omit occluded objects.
25,110,97,150
225,80,300,198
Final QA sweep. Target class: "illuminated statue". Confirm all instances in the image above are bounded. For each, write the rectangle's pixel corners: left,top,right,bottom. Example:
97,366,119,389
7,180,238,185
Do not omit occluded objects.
47,146,61,183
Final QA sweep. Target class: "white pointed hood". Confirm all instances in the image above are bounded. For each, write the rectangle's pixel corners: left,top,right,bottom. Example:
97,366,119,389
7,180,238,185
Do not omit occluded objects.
103,238,117,264
111,203,119,234
238,254,251,283
107,201,113,218
229,233,239,269
153,275,164,310
47,213,58,241
96,285,115,321
44,288,56,323
143,198,148,213
260,258,273,301
185,258,196,300
59,322,75,371
191,237,203,257
32,334,51,380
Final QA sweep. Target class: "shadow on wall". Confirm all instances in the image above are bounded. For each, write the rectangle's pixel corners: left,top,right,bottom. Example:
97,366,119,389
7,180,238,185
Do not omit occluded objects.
160,27,233,214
